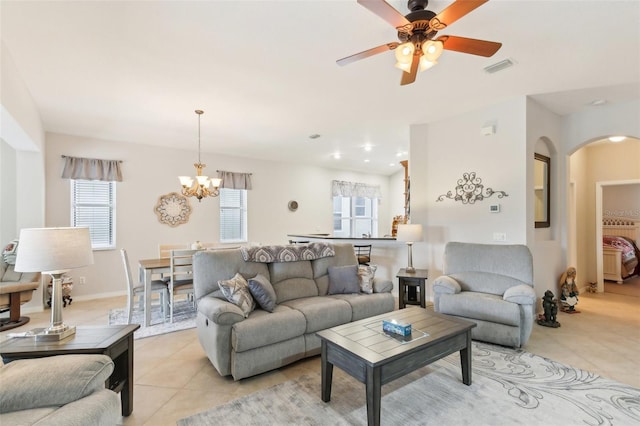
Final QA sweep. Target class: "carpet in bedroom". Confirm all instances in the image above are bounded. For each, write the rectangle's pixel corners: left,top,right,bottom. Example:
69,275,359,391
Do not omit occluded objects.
178,341,640,426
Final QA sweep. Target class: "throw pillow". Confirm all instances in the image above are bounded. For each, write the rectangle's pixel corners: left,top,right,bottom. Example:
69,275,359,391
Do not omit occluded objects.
248,273,277,312
328,265,360,295
357,264,377,294
218,273,255,318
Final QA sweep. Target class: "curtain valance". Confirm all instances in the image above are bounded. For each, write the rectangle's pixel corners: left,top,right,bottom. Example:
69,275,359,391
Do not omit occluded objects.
331,180,381,199
217,170,253,190
61,155,123,182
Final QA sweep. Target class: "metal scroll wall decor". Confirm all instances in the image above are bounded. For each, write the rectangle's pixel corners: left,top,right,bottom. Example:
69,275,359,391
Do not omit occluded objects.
436,172,508,204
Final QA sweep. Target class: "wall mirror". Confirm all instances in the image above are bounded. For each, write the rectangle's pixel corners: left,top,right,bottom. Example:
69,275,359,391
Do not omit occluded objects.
534,153,550,228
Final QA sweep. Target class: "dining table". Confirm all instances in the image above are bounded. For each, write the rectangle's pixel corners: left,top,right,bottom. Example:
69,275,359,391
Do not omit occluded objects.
138,257,170,327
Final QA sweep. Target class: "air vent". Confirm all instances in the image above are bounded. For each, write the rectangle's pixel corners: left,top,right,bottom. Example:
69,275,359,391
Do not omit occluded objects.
484,58,514,74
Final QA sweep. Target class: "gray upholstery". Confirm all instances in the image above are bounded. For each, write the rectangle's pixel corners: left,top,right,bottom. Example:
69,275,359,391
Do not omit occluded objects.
0,354,120,425
433,242,536,348
193,243,394,380
0,258,41,331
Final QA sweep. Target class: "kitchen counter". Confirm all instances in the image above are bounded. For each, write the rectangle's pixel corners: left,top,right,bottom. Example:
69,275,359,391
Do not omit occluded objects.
287,234,396,241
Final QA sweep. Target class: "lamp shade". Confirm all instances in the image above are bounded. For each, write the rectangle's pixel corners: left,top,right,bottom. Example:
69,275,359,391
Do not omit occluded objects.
15,227,94,274
396,224,423,243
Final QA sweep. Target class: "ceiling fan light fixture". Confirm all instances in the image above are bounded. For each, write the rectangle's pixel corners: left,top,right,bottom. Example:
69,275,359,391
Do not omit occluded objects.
422,40,443,62
395,42,415,64
419,57,437,71
395,61,412,72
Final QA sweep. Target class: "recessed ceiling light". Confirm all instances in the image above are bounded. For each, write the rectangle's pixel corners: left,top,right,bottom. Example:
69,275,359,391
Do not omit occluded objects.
333,152,341,159
589,99,607,107
364,159,370,163
389,163,395,166
608,136,626,142
363,144,372,152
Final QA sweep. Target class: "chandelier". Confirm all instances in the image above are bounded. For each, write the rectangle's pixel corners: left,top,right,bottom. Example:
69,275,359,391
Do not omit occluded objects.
178,110,222,202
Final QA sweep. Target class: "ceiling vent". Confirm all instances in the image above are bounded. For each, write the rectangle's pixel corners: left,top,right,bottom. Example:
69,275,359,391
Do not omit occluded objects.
484,58,514,74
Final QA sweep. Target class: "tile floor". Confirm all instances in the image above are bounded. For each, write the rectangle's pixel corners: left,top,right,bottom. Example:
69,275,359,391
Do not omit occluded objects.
1,291,638,425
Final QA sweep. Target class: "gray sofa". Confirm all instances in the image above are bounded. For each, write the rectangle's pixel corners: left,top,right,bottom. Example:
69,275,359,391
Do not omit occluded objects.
0,354,120,425
193,243,394,380
433,242,536,348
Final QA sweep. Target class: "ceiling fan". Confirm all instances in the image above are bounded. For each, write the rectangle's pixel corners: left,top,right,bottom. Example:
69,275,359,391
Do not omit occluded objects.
337,0,502,85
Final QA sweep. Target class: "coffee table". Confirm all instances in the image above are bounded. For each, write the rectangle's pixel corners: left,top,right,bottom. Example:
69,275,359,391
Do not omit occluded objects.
0,324,139,417
317,308,476,426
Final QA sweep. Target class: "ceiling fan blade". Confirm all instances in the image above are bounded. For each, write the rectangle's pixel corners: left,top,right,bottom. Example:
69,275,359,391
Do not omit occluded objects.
337,42,399,66
357,0,411,29
400,55,419,86
439,35,502,57
429,0,489,31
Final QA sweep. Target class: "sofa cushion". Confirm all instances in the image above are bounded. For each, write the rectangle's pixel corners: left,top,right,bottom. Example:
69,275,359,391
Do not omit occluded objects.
269,261,318,303
438,292,521,326
357,265,377,294
329,293,395,321
231,306,306,352
312,243,359,296
218,273,255,318
281,297,353,333
328,265,360,294
248,273,277,312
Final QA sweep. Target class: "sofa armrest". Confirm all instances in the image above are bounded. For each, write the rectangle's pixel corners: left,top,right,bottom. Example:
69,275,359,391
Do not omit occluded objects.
0,354,113,413
372,278,393,293
432,275,461,295
503,284,536,305
197,295,245,326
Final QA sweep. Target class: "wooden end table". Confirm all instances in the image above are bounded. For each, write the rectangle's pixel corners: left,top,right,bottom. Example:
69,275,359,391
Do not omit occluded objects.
317,308,475,426
397,268,428,308
0,324,139,417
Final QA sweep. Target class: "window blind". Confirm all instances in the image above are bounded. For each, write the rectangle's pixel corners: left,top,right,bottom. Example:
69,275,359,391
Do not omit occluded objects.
71,180,115,249
220,188,247,242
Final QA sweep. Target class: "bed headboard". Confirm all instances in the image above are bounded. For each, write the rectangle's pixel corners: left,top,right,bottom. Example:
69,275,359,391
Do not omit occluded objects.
603,217,640,246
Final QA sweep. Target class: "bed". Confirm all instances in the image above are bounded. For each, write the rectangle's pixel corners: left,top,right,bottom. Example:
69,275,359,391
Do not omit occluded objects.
602,218,640,283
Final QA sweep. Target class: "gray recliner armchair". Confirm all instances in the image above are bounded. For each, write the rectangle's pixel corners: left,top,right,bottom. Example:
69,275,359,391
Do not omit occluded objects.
433,242,536,348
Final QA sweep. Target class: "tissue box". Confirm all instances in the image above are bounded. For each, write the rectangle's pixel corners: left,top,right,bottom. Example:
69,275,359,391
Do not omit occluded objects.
382,319,412,337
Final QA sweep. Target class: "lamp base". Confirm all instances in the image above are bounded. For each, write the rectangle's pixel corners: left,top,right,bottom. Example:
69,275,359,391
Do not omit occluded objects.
11,325,77,341
405,266,416,273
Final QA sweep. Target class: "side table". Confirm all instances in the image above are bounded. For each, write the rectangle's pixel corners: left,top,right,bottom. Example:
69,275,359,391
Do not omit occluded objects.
397,268,429,309
0,324,139,417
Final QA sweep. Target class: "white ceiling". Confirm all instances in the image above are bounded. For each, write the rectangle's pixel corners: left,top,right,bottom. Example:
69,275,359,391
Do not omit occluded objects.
2,0,639,175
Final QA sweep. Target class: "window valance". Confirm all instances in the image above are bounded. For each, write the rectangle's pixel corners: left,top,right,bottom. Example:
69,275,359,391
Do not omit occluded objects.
217,170,252,190
331,180,381,199
61,155,123,182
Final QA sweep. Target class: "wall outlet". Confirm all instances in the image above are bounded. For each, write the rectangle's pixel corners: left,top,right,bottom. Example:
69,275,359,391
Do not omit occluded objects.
79,276,86,285
493,232,507,242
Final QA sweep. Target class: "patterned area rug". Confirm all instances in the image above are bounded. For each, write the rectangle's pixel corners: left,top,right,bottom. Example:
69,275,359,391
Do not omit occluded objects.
108,300,196,339
178,342,640,425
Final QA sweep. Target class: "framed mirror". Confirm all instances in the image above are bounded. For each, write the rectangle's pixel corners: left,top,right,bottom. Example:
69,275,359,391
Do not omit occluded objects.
534,153,550,228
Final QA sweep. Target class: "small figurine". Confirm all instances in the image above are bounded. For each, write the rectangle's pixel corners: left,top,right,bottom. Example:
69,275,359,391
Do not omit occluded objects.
559,267,579,313
537,290,560,328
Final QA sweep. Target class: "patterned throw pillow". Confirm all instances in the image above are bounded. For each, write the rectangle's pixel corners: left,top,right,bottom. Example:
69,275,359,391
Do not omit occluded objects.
218,273,255,318
357,265,377,294
248,273,277,312
327,265,360,295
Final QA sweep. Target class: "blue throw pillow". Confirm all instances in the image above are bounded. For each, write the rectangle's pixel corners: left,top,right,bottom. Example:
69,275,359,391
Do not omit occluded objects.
248,273,277,312
328,265,360,295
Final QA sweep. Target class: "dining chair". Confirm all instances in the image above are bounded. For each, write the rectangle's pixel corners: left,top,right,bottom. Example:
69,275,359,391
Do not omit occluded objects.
120,249,169,324
158,244,189,258
168,249,198,322
354,245,372,265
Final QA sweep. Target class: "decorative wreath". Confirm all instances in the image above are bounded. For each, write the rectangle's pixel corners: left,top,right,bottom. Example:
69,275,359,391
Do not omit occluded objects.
154,192,192,227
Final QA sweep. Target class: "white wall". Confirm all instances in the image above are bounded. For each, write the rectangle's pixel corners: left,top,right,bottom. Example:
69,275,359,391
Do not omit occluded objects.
602,182,640,219
410,97,528,283
44,132,396,299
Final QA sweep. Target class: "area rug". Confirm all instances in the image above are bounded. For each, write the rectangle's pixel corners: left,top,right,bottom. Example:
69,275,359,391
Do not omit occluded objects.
108,300,196,339
178,342,640,426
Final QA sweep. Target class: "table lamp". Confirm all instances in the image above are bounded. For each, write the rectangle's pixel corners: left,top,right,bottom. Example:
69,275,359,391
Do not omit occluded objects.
14,227,94,341
396,224,423,273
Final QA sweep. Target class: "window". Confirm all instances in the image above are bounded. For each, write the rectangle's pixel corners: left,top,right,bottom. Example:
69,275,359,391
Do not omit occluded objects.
332,196,378,238
71,180,115,249
220,188,247,242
